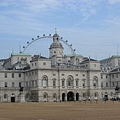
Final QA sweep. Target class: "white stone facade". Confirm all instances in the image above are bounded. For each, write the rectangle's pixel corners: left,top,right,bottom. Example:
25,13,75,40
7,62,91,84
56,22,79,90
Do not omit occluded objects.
0,32,103,102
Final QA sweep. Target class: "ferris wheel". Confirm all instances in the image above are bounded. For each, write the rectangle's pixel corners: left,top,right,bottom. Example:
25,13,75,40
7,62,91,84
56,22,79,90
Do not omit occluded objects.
22,34,76,57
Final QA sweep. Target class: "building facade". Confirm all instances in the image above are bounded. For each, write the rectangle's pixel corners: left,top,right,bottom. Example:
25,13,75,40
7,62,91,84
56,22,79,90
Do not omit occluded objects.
0,32,102,102
100,56,120,99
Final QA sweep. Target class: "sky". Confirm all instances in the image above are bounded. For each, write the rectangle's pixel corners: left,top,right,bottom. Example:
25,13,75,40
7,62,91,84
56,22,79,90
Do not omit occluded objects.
0,0,120,60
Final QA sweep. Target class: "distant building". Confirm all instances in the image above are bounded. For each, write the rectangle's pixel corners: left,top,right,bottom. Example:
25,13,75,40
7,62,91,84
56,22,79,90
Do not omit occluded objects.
100,56,120,99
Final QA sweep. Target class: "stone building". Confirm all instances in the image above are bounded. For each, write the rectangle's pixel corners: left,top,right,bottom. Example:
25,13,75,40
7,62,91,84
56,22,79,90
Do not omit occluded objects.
100,56,120,99
0,32,102,102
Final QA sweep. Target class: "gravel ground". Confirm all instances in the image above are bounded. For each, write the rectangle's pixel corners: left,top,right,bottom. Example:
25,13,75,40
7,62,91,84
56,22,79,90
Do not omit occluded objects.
0,101,120,120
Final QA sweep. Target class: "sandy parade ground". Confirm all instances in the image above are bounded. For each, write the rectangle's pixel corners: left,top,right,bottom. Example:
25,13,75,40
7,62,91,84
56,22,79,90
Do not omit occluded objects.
0,100,120,120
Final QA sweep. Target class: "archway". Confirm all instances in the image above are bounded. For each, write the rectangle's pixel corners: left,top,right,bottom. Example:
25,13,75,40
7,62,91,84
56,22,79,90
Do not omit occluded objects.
62,93,65,101
11,93,15,102
25,93,31,102
53,93,57,102
43,92,48,102
67,91,74,101
76,93,79,101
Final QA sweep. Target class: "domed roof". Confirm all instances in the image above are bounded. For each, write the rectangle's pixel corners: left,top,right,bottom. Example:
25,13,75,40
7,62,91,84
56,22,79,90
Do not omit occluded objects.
50,42,63,49
53,33,59,37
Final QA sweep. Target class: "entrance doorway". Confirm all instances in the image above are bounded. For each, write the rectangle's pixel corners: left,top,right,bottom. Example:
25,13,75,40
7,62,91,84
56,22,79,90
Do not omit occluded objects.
11,93,15,102
76,93,79,101
62,93,65,101
67,91,74,101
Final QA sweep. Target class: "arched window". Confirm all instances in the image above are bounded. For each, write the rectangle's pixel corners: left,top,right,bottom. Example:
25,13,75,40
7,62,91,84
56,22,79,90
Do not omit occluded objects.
94,92,98,97
82,79,86,88
62,79,65,88
4,94,8,99
93,76,98,87
83,92,86,97
75,79,79,88
42,76,48,88
67,75,74,88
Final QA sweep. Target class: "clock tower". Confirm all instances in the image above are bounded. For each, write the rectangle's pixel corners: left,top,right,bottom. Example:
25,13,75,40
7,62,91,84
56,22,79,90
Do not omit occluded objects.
49,30,64,66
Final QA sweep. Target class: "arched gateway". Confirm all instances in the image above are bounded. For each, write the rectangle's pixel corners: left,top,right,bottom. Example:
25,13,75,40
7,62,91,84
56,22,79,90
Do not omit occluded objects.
67,91,74,101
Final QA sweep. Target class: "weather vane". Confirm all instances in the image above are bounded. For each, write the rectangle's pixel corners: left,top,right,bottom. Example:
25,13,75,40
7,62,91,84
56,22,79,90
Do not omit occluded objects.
55,28,57,34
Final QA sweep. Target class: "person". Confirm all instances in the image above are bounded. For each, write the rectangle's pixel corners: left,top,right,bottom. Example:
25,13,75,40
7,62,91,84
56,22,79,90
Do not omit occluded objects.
88,96,91,101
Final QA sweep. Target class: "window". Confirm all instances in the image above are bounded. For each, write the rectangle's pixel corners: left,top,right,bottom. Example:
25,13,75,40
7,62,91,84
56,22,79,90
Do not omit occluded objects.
68,79,73,87
76,74,78,76
67,76,73,87
12,73,14,78
19,82,21,87
62,81,65,87
19,73,21,78
76,80,78,87
53,80,56,88
117,82,118,86
93,76,98,87
94,92,98,97
116,74,118,78
35,81,37,87
101,83,103,87
4,94,8,99
12,82,15,87
62,74,64,76
82,74,85,77
4,73,7,78
106,83,108,87
53,74,56,76
5,82,7,87
35,71,37,75
82,79,85,88
101,75,103,79
42,76,48,88
106,75,108,78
